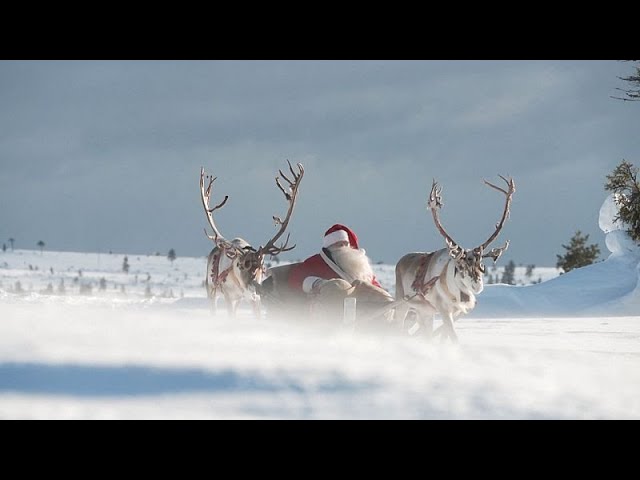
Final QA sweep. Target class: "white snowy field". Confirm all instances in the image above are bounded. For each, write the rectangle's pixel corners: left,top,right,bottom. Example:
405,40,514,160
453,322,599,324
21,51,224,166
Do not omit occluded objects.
0,247,638,419
1,196,639,419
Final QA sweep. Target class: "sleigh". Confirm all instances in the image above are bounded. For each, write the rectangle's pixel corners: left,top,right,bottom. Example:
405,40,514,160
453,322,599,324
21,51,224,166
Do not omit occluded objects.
198,158,515,344
257,263,406,333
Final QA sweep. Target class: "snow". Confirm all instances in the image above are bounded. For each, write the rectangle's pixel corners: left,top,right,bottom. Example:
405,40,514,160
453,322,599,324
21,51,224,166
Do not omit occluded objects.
599,193,638,255
1,196,639,419
471,193,640,318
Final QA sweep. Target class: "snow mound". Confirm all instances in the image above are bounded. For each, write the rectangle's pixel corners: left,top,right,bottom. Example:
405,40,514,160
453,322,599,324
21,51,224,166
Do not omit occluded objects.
470,195,640,318
599,193,638,256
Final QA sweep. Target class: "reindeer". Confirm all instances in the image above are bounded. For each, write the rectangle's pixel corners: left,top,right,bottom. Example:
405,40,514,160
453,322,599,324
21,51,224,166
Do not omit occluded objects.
394,175,515,342
200,160,304,319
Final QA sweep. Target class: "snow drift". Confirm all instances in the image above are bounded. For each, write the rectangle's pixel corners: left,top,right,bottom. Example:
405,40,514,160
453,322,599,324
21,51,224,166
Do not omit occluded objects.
471,194,640,318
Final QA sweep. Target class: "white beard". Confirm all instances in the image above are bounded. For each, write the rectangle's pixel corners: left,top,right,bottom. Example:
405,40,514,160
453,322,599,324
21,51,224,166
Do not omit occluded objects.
329,246,375,283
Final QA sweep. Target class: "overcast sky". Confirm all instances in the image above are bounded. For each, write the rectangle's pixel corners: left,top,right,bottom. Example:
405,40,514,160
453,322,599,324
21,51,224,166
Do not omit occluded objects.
1,60,638,266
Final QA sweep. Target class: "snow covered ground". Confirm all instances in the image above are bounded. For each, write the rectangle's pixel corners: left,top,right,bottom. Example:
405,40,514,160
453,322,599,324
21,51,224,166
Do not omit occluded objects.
1,195,639,419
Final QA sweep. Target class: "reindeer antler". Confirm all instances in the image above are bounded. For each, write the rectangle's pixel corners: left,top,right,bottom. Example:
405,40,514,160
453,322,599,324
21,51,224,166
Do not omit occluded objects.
200,167,233,249
479,175,516,251
428,179,461,253
482,240,510,263
259,160,305,256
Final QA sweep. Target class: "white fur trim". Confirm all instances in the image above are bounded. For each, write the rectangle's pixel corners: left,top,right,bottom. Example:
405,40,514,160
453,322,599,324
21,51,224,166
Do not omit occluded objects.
323,230,349,248
302,276,323,293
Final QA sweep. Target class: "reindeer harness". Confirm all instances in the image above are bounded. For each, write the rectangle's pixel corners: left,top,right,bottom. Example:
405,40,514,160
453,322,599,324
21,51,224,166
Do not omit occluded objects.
209,248,244,291
409,254,438,309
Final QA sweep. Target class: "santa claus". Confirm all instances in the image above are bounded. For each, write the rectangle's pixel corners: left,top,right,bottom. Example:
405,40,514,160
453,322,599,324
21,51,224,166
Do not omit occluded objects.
287,224,384,294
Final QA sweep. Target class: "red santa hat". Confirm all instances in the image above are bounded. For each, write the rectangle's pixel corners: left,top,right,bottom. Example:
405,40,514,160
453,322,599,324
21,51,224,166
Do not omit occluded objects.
323,224,359,249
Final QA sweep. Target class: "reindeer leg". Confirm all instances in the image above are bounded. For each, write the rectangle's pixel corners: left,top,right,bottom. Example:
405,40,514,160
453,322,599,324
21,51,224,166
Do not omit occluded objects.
422,314,434,341
432,314,448,340
252,298,262,320
231,300,240,319
208,287,218,316
394,302,410,332
212,294,218,316
223,292,236,319
433,324,444,337
448,326,459,344
440,313,458,344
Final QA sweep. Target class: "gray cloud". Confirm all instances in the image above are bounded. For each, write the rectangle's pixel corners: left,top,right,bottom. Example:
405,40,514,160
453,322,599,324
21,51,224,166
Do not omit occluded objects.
0,60,638,268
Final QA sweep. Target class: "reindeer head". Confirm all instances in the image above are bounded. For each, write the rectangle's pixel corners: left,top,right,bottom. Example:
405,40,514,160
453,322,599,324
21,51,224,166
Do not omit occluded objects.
200,160,305,288
220,241,266,288
429,176,515,290
444,242,487,285
238,247,264,282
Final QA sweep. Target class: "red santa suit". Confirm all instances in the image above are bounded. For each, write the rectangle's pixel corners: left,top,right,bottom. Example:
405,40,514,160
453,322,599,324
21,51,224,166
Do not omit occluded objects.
288,224,382,293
